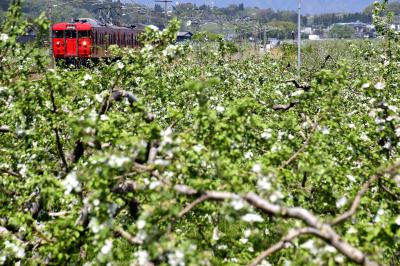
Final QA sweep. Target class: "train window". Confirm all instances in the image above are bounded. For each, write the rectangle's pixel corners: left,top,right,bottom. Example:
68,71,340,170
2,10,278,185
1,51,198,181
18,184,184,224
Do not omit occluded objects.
52,30,64,38
66,30,76,38
78,31,90,38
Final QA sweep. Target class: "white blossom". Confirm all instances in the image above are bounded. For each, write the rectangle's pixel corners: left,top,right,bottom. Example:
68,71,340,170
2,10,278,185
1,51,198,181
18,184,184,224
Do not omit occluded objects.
167,250,185,266
395,216,400,226
259,260,272,266
154,159,171,166
261,130,272,140
0,33,9,42
193,144,203,153
62,171,81,195
348,123,356,129
323,245,337,253
100,239,113,254
252,164,262,174
388,105,398,112
244,151,254,159
240,238,248,244
336,197,347,209
83,74,92,81
361,83,370,89
301,240,317,254
257,177,272,191
321,127,330,135
269,191,284,203
136,250,149,266
215,105,225,113
244,229,252,238
95,94,104,103
231,199,245,210
4,240,25,259
108,155,130,168
117,61,124,69
147,25,159,31
374,82,385,90
137,220,146,230
241,213,264,223
346,175,356,182
149,180,161,190
212,226,219,241
17,164,27,177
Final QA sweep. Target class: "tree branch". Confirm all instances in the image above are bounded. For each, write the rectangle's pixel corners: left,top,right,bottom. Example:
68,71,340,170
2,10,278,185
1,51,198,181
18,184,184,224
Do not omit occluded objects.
174,185,380,266
248,227,314,266
279,121,318,170
115,227,143,245
331,161,400,225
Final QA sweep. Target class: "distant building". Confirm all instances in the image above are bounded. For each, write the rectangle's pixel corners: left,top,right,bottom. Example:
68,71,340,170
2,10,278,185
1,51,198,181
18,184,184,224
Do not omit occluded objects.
176,31,193,42
308,34,320,40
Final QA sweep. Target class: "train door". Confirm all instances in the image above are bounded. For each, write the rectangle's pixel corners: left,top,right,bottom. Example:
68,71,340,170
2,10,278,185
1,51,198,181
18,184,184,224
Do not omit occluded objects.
65,25,77,57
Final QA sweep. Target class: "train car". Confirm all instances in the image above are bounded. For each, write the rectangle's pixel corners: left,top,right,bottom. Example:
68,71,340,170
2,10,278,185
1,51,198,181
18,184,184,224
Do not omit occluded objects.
52,18,144,64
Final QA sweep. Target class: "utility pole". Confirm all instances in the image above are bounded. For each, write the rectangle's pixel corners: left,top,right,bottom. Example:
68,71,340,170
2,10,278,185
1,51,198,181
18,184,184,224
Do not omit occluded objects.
47,0,54,68
155,0,172,24
297,0,301,77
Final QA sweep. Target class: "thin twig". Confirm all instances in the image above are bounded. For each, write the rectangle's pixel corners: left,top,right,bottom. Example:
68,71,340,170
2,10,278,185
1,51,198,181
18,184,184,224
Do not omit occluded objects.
248,227,314,266
331,161,400,225
279,122,318,170
175,185,380,266
178,194,210,218
115,227,143,245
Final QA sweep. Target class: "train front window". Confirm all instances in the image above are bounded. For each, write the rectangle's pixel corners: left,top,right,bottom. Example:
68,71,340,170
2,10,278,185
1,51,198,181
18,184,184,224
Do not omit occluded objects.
52,30,64,38
65,30,76,38
78,31,90,38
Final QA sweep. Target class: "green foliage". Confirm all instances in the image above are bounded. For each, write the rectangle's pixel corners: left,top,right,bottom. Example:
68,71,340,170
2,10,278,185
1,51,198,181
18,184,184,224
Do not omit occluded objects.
328,24,355,39
1,2,400,266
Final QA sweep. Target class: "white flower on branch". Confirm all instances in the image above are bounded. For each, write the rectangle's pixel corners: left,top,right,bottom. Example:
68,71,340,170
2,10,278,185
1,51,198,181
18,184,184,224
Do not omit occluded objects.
252,164,262,174
83,74,92,81
137,220,146,230
212,226,219,241
117,61,125,70
336,197,347,209
108,155,130,168
62,171,81,195
100,239,113,254
215,105,225,113
301,239,317,255
374,82,385,90
231,199,245,210
395,216,400,226
4,240,25,259
257,177,272,191
321,127,329,135
261,129,272,140
193,144,203,153
241,213,264,223
244,151,254,159
346,175,356,183
136,250,149,266
168,250,185,266
0,33,9,42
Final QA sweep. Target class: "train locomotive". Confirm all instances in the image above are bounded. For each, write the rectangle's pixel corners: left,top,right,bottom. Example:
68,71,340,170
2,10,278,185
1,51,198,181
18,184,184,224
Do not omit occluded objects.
52,18,144,64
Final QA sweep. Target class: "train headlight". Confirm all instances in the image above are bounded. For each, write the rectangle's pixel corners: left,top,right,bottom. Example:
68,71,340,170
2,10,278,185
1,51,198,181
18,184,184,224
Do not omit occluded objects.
56,41,60,46
83,41,87,47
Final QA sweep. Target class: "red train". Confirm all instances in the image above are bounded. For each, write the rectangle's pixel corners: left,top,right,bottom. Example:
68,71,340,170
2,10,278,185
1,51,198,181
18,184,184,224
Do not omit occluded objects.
52,18,144,63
